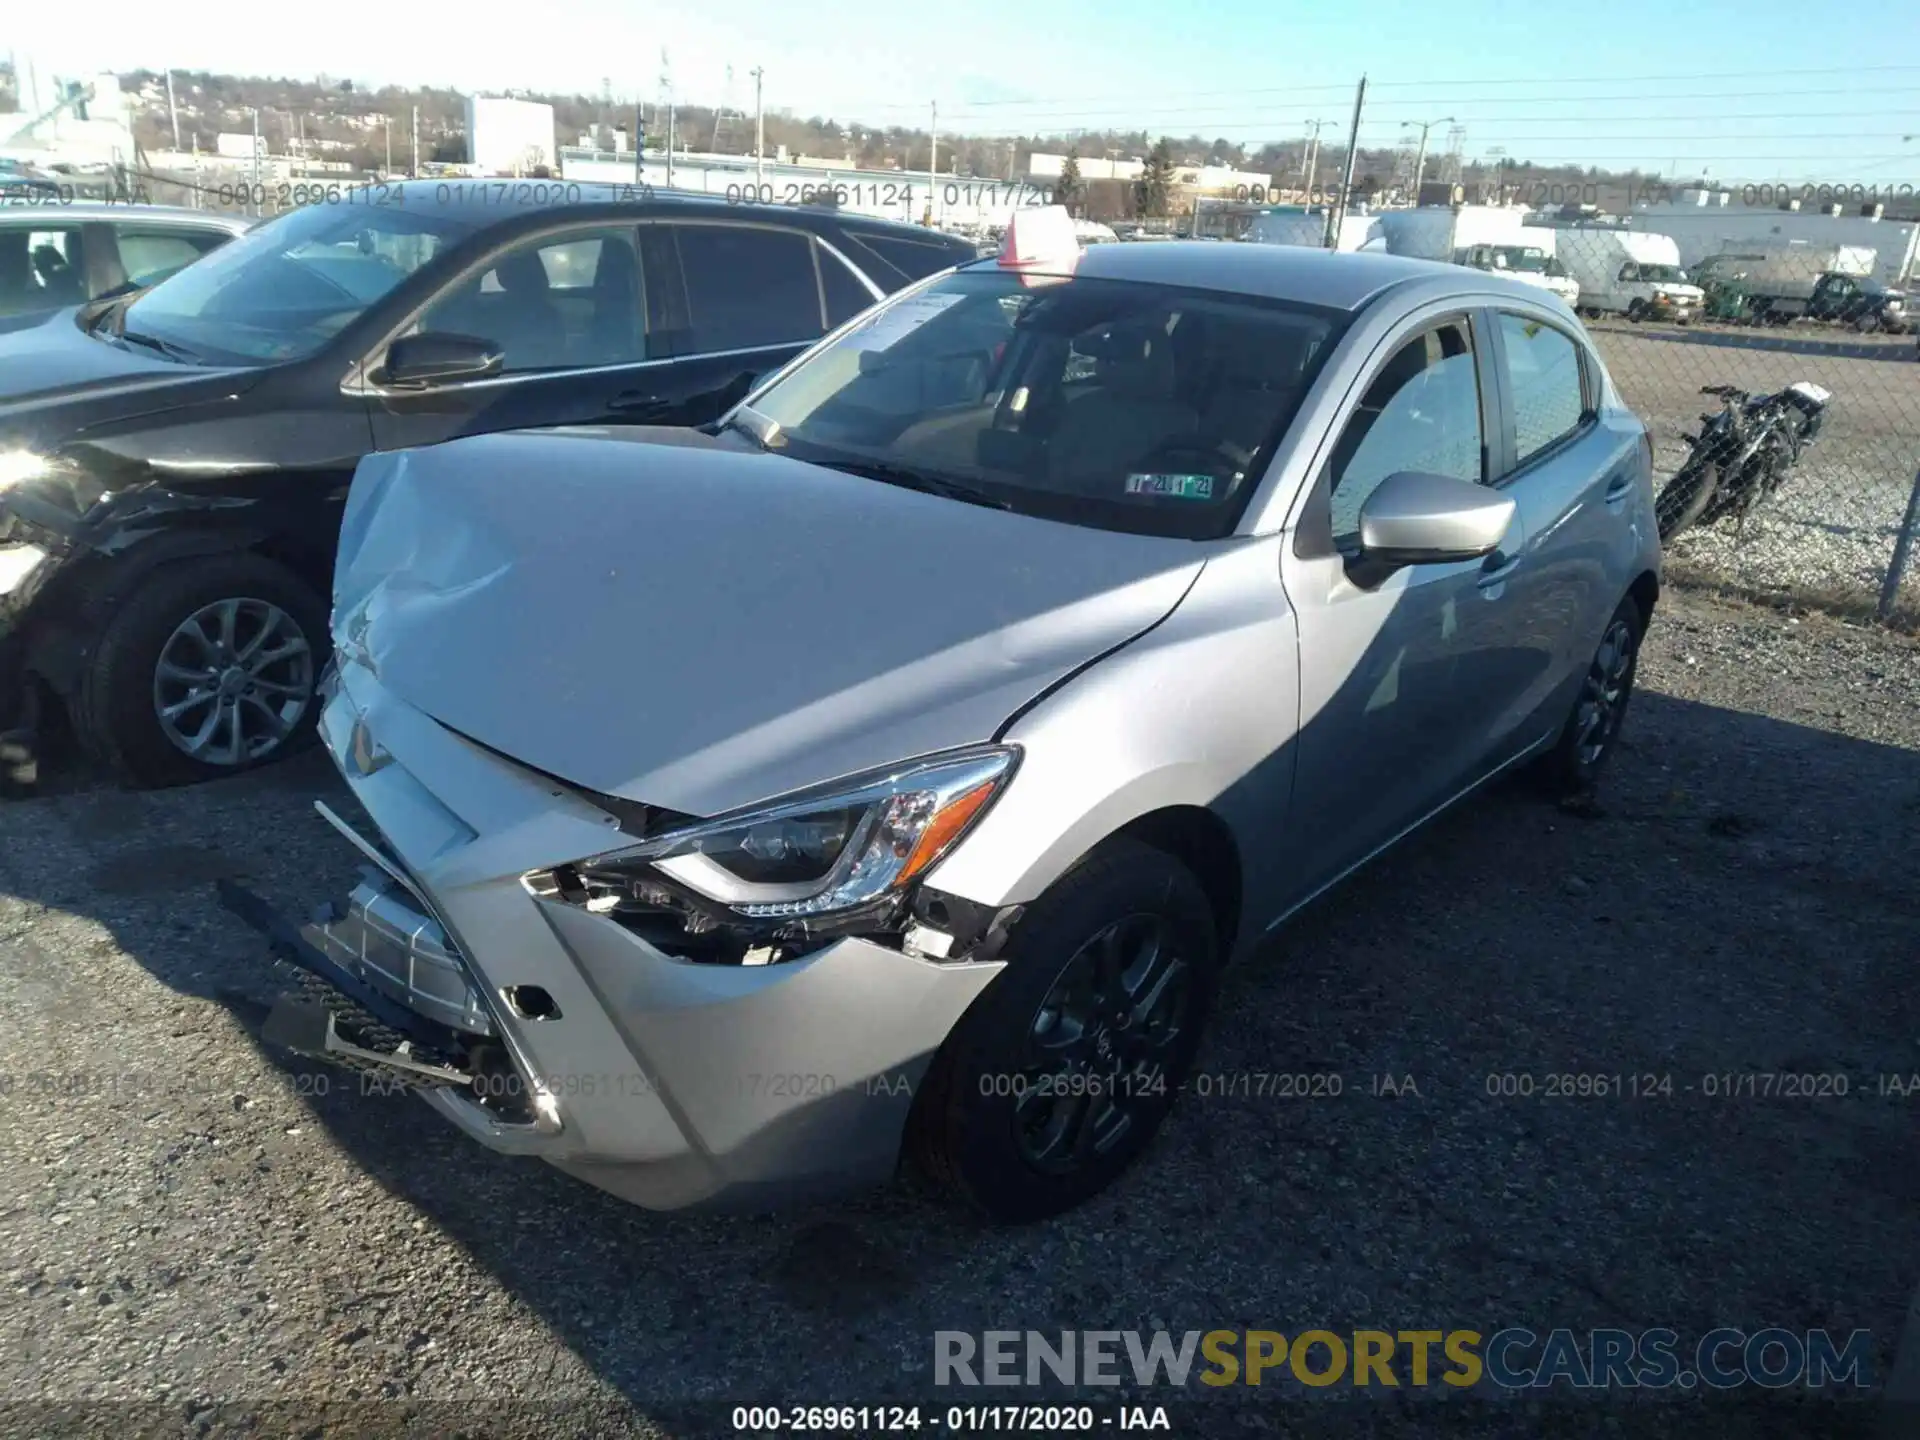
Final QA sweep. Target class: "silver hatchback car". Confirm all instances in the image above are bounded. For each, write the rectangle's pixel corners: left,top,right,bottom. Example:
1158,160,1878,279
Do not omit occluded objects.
225,216,1660,1223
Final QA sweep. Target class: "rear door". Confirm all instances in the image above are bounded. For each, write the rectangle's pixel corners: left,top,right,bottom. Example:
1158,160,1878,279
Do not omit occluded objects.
365,221,662,451
626,220,880,426
1482,305,1636,733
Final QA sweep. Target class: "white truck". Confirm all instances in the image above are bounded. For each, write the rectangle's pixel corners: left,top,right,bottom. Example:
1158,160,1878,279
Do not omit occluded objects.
1554,228,1704,324
1691,242,1875,302
1375,207,1581,305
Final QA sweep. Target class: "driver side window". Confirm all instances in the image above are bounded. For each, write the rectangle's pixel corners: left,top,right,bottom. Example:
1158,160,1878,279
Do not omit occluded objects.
1323,320,1484,544
414,226,648,373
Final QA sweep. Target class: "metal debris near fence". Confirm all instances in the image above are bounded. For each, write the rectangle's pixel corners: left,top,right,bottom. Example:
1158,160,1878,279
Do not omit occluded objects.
1547,228,1920,628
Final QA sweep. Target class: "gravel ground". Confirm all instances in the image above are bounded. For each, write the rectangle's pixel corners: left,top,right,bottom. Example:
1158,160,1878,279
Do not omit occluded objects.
1,588,1917,1439
1585,320,1920,619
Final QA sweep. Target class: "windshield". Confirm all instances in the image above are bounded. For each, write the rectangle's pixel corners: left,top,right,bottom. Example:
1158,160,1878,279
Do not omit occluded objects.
741,268,1346,539
1493,246,1552,274
117,199,478,364
1638,264,1689,284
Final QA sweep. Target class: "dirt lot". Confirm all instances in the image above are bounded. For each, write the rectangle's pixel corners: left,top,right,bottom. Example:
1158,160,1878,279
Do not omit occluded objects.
1,588,1917,1438
1585,319,1920,619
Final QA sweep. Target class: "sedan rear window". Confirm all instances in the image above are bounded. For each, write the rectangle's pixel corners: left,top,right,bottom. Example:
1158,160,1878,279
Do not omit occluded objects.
744,268,1345,539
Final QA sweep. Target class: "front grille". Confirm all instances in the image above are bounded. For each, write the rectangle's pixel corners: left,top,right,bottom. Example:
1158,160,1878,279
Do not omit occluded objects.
303,870,496,1036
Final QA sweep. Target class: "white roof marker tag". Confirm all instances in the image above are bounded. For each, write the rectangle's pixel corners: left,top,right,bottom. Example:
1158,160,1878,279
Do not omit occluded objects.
997,205,1082,288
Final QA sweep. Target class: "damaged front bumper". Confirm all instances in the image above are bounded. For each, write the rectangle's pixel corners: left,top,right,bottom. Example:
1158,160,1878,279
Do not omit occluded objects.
221,656,1007,1212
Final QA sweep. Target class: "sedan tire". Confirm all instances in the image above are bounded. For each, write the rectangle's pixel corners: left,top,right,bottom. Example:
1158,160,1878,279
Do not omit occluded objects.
73,553,329,788
911,839,1220,1223
1534,593,1645,798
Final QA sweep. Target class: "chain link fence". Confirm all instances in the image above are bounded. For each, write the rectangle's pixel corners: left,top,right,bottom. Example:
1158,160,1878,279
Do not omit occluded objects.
1549,227,1920,628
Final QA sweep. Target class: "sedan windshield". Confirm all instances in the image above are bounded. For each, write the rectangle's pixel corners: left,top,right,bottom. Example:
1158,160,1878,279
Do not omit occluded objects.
742,268,1345,539
115,199,478,364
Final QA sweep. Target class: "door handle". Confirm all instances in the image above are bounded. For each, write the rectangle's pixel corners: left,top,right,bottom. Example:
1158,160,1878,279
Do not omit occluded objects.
1476,550,1521,591
1603,471,1634,505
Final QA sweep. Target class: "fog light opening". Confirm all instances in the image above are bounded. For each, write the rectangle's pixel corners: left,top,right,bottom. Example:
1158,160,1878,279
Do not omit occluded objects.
504,985,562,1021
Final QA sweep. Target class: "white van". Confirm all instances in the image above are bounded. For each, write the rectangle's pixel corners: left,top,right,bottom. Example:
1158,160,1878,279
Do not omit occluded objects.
1557,229,1704,323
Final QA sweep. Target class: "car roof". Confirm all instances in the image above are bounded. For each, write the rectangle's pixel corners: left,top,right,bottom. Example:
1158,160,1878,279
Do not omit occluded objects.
388,179,968,246
0,201,253,231
958,239,1553,312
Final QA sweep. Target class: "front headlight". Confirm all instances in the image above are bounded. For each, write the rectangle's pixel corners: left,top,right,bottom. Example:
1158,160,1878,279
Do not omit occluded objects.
0,451,53,492
583,746,1018,921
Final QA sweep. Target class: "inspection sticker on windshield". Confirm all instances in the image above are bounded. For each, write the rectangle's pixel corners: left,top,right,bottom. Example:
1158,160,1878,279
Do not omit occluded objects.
1125,472,1215,500
849,291,967,352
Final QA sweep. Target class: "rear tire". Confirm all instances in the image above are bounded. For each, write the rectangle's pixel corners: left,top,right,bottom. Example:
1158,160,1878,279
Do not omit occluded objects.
73,553,329,788
910,840,1220,1224
1535,594,1645,799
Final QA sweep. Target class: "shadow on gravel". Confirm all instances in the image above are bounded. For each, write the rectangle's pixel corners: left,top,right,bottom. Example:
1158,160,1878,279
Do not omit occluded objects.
2,686,1916,1434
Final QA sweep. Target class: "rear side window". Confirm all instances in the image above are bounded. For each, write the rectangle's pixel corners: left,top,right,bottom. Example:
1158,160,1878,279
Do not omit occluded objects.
841,231,967,287
115,227,228,287
672,224,823,353
1497,313,1587,467
0,225,85,313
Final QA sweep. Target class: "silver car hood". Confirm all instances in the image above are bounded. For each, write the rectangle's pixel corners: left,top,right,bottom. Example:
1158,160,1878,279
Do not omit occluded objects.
334,427,1206,817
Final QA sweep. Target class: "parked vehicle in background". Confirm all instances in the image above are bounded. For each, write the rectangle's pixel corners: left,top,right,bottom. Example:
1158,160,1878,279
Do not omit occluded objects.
1453,243,1581,307
0,185,973,787
1692,244,1896,328
1557,230,1702,323
0,204,253,320
1765,272,1906,332
1654,382,1830,543
222,211,1661,1224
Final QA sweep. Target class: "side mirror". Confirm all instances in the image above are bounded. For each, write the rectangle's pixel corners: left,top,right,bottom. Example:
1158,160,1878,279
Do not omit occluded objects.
1350,470,1516,585
382,332,504,388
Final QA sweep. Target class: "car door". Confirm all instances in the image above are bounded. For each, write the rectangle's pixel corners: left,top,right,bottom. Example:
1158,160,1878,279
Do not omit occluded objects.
365,222,662,451
627,220,880,426
1484,306,1639,726
1278,309,1529,897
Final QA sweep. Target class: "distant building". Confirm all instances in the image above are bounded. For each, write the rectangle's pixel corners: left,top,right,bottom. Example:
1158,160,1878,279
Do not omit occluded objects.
467,95,555,175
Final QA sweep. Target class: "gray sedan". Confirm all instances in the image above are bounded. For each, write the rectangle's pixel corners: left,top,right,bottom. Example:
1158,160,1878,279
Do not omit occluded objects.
225,217,1661,1223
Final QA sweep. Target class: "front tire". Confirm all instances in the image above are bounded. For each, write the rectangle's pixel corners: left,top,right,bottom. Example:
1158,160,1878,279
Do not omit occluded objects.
1627,299,1647,323
1535,595,1645,798
911,840,1220,1223
73,553,329,788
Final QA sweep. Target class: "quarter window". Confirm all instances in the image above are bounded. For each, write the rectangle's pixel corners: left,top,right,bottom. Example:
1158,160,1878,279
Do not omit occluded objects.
1324,321,1484,543
820,245,878,327
1498,313,1587,467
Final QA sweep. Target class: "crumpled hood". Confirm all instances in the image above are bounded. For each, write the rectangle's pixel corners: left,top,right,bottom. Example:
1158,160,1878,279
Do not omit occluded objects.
335,427,1207,817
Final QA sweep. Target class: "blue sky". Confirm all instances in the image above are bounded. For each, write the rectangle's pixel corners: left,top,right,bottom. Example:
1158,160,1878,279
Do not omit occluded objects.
11,0,1919,181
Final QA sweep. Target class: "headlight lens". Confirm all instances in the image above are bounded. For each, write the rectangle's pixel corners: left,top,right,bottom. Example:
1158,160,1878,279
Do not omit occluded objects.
0,451,52,491
590,746,1017,920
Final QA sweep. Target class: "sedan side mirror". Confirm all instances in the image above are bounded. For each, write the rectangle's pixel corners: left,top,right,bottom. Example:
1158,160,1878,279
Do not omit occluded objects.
1349,470,1516,586
381,332,504,388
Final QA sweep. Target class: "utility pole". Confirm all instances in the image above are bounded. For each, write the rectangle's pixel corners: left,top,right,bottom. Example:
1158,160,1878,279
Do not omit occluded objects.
752,66,765,191
634,102,644,184
384,115,392,176
165,68,180,150
411,104,419,177
295,111,304,169
1327,74,1366,249
250,107,261,216
1301,120,1326,201
1407,115,1454,205
928,100,938,227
